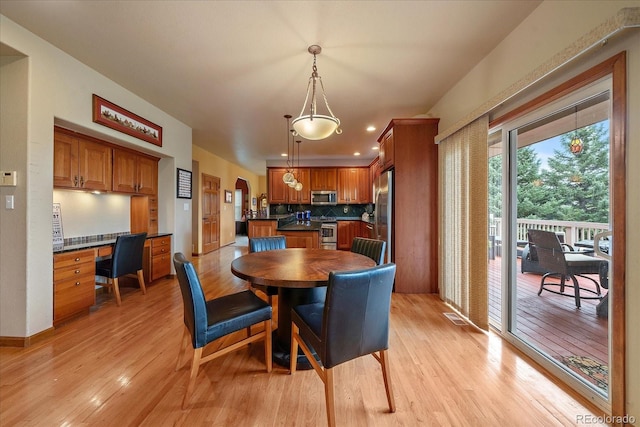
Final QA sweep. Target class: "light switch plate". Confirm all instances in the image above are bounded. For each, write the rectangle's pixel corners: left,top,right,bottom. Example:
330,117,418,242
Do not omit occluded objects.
5,195,14,209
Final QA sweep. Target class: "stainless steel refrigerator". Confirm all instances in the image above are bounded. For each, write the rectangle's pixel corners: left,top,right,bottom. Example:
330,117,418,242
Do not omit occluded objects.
374,171,392,264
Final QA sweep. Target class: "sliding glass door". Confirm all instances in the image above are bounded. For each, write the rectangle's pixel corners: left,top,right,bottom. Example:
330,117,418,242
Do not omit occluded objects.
492,78,614,408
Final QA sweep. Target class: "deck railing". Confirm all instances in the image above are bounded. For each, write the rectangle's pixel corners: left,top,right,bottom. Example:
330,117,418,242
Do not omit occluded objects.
492,218,609,245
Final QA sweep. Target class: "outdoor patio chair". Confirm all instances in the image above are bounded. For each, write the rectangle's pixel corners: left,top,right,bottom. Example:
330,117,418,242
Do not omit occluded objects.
527,229,608,309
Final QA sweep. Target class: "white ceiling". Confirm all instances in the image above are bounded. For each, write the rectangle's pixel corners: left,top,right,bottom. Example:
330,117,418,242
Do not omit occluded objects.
0,0,542,175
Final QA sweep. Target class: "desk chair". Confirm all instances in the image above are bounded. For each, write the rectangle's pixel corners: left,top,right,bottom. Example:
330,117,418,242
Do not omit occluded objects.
528,229,608,308
95,232,147,306
351,237,386,265
290,263,397,427
173,253,272,409
248,236,286,305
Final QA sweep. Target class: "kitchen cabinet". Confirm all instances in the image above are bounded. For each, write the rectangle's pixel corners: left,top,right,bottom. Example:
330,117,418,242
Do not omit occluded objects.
144,235,172,283
113,148,158,195
54,127,112,191
378,128,394,172
337,168,370,204
247,219,278,238
53,249,96,325
361,221,374,239
268,169,288,204
277,230,319,248
310,168,337,190
337,220,361,250
267,168,310,204
377,118,439,293
287,168,311,204
130,195,159,235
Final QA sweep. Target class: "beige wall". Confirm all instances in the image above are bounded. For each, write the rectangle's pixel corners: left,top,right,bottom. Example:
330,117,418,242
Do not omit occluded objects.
0,15,192,338
427,1,639,419
192,145,263,252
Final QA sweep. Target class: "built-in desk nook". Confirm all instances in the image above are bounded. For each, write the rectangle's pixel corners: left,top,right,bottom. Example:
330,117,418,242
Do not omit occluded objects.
52,233,172,325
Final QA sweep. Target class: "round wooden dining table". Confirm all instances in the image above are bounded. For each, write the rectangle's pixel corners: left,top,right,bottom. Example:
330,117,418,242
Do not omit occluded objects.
231,248,375,368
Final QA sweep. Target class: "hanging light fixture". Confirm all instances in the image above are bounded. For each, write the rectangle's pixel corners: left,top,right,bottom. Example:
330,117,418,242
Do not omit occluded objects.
294,140,303,191
569,105,584,155
292,45,342,140
282,114,295,184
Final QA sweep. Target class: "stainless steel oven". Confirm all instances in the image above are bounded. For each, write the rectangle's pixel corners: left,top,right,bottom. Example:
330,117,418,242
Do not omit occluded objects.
320,222,337,250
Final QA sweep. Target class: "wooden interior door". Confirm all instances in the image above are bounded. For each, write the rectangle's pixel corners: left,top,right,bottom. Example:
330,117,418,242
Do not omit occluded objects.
202,174,220,253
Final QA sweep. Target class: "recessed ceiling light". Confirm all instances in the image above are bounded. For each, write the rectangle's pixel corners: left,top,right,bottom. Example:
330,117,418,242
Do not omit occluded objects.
372,146,379,150
366,126,376,132
281,153,288,157
354,152,361,156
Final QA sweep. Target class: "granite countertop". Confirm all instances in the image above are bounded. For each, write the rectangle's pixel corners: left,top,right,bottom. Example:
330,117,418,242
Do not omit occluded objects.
247,215,290,221
277,221,322,231
53,232,172,254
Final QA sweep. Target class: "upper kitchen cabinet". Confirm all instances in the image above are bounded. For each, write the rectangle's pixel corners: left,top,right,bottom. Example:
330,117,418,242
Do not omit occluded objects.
337,167,370,204
112,148,159,195
287,168,311,204
378,128,394,172
268,168,310,204
310,167,337,190
268,168,288,204
54,127,112,192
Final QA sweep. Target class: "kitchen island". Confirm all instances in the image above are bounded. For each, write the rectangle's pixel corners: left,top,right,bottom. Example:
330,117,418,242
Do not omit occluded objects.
247,215,321,248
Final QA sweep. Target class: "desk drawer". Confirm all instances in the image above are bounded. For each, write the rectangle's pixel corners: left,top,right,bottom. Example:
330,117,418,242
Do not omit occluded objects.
53,249,95,269
152,253,172,279
152,244,171,256
54,276,95,321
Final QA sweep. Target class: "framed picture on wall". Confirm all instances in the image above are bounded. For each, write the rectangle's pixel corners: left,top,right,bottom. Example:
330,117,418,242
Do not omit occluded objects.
177,168,192,199
225,190,232,203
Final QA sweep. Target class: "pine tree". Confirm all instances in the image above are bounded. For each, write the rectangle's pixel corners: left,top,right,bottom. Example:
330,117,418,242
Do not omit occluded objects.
539,122,609,223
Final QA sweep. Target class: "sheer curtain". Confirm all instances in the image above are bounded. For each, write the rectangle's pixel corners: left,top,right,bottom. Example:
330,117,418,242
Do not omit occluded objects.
438,116,489,330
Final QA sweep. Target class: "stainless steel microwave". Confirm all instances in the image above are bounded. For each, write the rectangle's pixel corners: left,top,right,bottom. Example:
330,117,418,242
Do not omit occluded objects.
311,190,337,206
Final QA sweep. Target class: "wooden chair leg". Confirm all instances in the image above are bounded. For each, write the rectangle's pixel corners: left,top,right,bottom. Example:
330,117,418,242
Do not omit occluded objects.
137,269,147,295
379,349,396,412
175,326,189,371
182,347,203,409
289,323,299,374
112,277,122,306
264,319,272,373
324,367,336,427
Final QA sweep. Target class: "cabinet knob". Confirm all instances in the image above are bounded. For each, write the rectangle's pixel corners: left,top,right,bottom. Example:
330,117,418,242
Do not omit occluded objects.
75,270,80,274
75,257,80,261
75,281,81,286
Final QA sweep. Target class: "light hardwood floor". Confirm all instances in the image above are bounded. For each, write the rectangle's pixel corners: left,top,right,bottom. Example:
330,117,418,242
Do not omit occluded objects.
0,240,606,426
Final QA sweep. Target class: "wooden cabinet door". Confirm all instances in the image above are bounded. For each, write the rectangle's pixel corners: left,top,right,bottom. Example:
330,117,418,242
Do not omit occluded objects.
338,221,359,250
337,168,359,203
136,155,158,195
78,138,112,191
247,220,277,238
113,149,158,194
112,149,138,193
356,168,371,203
268,168,288,204
53,130,79,189
310,168,337,190
288,168,310,204
380,129,394,171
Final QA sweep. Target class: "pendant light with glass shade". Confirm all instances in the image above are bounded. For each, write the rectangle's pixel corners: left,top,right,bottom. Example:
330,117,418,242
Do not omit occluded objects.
569,105,584,155
292,45,342,140
282,114,295,184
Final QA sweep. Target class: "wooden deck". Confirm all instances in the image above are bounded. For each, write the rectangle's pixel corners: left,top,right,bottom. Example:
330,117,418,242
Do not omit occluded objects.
488,255,608,388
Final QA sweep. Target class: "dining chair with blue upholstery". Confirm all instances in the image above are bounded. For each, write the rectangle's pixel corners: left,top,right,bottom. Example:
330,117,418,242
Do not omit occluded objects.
95,232,147,306
290,263,397,427
351,237,386,265
248,236,286,305
173,253,272,409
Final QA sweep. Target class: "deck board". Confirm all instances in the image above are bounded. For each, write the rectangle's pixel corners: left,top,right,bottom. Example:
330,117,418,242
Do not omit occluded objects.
488,255,608,376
